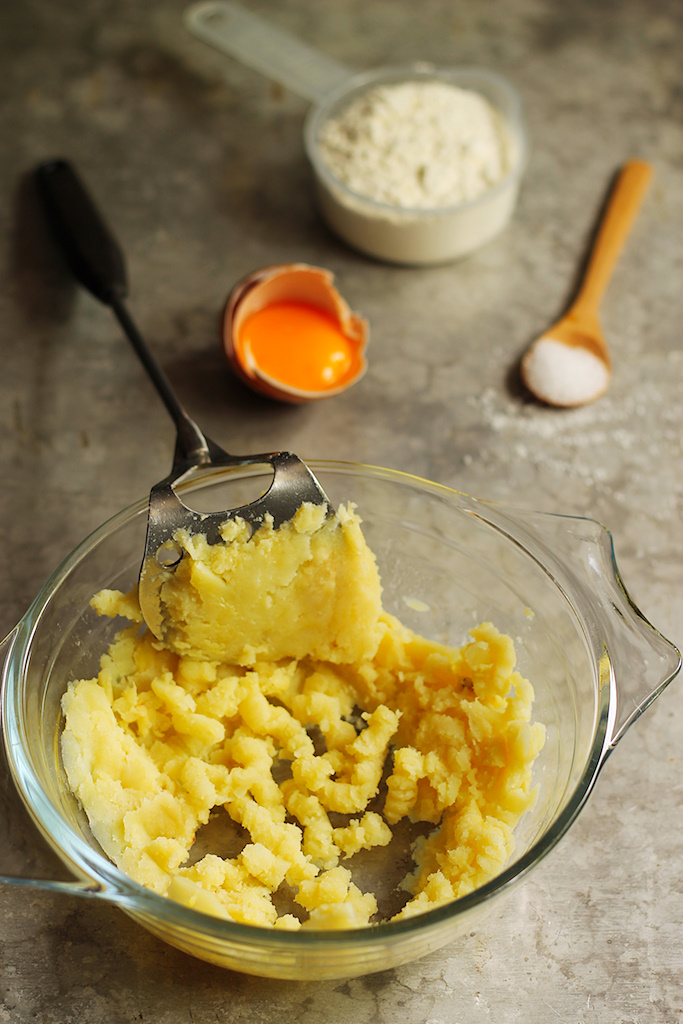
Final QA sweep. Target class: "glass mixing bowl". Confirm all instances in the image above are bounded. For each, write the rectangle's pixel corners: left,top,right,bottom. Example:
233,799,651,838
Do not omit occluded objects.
1,462,679,979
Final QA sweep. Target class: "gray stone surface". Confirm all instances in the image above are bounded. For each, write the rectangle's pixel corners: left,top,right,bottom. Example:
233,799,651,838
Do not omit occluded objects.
0,0,681,1021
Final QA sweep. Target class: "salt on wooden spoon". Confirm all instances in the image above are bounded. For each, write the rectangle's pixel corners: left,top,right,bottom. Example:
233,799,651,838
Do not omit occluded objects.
521,160,654,408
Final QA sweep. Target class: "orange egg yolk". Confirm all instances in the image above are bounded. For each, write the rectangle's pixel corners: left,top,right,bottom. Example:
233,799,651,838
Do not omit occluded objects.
238,301,357,392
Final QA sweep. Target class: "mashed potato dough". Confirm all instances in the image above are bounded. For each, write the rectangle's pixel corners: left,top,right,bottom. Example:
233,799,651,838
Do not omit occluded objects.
157,503,384,665
61,502,545,930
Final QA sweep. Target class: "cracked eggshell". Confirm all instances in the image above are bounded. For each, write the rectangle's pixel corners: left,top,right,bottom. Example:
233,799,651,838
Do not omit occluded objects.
223,263,369,403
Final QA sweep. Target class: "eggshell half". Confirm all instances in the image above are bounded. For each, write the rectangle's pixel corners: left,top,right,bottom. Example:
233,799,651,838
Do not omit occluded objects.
223,264,369,403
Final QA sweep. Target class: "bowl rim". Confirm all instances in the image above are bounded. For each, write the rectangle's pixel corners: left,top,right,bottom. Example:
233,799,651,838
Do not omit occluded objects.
303,64,528,221
2,460,615,948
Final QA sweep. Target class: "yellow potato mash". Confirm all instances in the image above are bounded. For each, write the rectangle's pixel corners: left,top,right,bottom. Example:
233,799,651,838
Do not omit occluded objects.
156,502,384,665
61,502,545,930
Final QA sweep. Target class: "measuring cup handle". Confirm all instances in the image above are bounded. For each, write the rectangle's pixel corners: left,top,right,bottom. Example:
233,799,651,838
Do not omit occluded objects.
184,1,354,103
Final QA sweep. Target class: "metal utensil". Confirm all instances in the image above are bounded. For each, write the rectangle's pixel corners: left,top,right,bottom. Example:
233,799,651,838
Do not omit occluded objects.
36,158,333,642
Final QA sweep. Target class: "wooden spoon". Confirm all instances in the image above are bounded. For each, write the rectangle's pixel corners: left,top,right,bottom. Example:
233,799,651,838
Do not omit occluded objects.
521,160,654,407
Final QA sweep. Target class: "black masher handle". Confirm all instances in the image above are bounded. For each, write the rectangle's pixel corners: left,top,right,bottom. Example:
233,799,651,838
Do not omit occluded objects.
36,158,128,306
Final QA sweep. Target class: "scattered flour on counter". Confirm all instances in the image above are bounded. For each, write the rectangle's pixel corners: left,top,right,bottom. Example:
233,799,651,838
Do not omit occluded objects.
523,338,610,407
317,80,511,209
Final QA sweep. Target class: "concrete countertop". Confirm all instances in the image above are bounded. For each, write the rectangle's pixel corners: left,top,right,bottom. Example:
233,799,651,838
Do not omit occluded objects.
1,1,681,1021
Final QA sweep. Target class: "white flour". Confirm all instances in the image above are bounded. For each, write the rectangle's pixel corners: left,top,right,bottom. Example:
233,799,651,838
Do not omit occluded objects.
317,80,511,210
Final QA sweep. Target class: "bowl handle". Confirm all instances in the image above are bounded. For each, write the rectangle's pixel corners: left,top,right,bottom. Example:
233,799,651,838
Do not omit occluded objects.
0,629,112,903
0,873,110,899
496,508,682,749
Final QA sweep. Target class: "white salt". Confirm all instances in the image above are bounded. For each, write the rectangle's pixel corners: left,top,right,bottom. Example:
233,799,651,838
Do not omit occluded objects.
523,337,610,407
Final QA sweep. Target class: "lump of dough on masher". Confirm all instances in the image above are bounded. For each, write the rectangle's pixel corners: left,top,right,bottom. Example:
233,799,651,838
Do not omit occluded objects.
158,502,384,665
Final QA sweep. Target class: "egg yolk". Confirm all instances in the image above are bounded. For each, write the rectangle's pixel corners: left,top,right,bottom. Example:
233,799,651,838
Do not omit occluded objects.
238,301,357,392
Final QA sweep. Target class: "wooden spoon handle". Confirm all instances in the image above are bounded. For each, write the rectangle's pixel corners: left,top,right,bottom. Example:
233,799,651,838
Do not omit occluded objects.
573,160,654,318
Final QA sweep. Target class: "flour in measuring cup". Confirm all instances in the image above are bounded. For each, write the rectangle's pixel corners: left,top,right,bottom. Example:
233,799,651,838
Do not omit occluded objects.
316,80,512,210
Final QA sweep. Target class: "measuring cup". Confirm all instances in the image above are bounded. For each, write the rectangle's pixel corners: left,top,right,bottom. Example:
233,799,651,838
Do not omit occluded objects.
184,2,527,264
